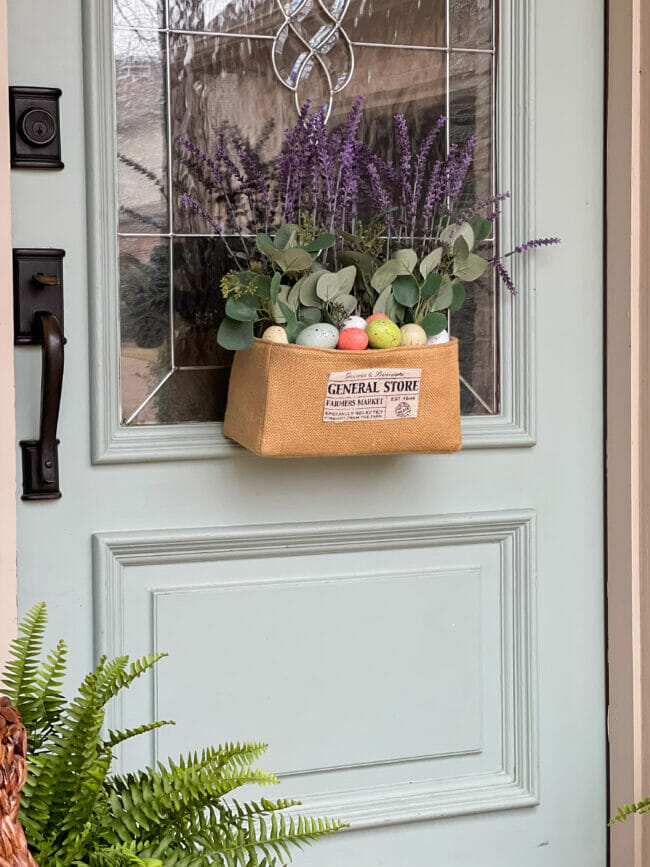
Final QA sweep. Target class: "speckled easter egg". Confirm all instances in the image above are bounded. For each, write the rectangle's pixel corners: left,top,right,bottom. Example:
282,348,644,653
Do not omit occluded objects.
342,315,367,331
400,323,427,347
366,313,389,324
295,323,339,348
426,329,450,345
261,325,288,343
366,318,401,349
337,328,369,351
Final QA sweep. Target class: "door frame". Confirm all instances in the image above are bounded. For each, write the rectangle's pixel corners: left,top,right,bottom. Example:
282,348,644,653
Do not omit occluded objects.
0,0,16,675
607,1,650,864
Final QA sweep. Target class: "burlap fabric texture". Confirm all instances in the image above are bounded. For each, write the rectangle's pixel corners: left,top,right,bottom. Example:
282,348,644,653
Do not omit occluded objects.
222,337,462,458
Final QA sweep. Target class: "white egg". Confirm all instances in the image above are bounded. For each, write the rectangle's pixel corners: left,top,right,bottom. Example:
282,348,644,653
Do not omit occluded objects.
261,326,289,343
341,316,367,331
400,323,427,347
426,329,450,345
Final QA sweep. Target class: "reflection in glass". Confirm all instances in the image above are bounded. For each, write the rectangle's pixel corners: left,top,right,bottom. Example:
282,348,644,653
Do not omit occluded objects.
169,0,281,35
115,28,169,233
113,0,164,29
347,0,446,47
119,236,170,424
450,0,493,48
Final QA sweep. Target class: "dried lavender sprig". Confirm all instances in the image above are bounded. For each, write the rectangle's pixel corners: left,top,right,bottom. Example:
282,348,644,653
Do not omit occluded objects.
492,258,518,295
500,236,561,258
456,192,511,224
179,193,241,263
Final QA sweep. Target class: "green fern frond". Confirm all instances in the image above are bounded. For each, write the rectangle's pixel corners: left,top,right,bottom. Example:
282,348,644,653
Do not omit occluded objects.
104,720,175,750
609,798,650,825
9,604,344,866
1,602,48,714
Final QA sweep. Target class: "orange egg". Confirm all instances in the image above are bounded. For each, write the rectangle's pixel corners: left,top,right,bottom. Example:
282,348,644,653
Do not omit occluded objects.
337,328,369,351
366,313,389,323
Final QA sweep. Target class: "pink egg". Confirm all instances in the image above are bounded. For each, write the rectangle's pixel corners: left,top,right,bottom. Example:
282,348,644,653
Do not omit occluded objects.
366,313,389,323
337,328,369,351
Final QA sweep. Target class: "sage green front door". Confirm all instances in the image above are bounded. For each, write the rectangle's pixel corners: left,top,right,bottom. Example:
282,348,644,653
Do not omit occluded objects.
11,0,606,863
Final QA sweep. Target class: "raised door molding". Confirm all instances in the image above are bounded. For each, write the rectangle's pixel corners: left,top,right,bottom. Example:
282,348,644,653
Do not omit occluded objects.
83,1,536,463
93,510,538,826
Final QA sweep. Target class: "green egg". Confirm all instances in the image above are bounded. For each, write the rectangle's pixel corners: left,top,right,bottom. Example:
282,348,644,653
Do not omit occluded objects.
366,318,402,349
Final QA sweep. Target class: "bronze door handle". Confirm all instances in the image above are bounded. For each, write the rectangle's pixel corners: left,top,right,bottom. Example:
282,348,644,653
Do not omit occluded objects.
20,311,64,500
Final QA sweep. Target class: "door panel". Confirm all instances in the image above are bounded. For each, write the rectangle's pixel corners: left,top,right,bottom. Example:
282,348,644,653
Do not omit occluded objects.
11,0,606,864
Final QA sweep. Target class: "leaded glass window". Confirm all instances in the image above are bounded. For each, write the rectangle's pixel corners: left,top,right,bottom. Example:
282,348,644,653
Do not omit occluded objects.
114,0,497,425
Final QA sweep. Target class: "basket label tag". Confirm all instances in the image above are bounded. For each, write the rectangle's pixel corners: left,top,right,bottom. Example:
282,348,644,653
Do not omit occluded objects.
323,367,422,423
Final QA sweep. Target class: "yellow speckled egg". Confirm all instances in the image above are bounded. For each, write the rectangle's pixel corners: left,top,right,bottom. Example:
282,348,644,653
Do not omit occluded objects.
400,323,427,347
261,325,288,343
366,318,401,349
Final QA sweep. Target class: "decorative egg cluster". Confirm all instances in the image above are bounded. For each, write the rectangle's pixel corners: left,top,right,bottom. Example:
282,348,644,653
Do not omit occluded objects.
262,316,450,351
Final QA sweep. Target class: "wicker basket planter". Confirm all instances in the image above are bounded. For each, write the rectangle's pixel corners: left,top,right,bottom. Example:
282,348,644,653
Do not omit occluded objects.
222,336,462,458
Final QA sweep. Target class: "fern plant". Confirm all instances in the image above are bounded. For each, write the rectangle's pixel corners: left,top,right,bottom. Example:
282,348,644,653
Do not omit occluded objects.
1,604,345,866
610,798,650,826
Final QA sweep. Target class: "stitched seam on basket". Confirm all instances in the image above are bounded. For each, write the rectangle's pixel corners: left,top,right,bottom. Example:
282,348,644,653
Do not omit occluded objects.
258,341,273,453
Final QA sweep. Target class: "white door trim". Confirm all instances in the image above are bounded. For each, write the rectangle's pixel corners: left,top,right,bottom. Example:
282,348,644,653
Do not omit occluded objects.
0,0,17,673
83,0,537,464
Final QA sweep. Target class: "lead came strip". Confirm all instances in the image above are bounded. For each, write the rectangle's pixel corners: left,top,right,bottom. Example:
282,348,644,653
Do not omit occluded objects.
323,367,423,423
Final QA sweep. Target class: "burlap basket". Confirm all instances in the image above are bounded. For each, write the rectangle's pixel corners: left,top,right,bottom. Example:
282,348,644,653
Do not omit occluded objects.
222,336,462,457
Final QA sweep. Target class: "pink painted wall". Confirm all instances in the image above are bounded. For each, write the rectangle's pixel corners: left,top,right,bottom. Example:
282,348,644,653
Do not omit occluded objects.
0,0,17,674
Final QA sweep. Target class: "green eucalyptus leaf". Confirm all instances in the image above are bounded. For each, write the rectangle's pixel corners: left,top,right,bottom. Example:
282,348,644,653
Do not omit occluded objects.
374,286,405,323
287,283,301,310
421,271,443,299
316,272,342,302
248,273,272,298
454,252,488,282
272,286,291,323
298,272,322,306
302,233,336,252
421,311,448,337
301,307,322,325
217,317,254,350
450,281,466,312
431,279,455,311
440,220,475,251
419,248,443,278
279,301,306,343
256,232,275,252
371,259,408,292
270,272,282,306
274,223,299,250
392,275,419,307
334,293,357,315
275,247,313,273
453,235,470,262
225,294,259,322
469,214,493,243
336,265,357,295
339,251,374,280
392,248,418,272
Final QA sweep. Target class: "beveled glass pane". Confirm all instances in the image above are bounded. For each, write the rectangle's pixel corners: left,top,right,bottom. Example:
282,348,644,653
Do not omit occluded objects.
113,0,164,29
115,28,169,233
170,34,296,234
449,49,494,213
333,44,447,161
147,369,231,423
451,242,498,415
169,0,282,35
347,0,446,47
173,237,236,367
119,236,171,424
450,0,493,49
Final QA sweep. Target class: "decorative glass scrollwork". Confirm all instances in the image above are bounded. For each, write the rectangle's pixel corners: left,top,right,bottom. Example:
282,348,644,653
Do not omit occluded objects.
272,0,356,119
